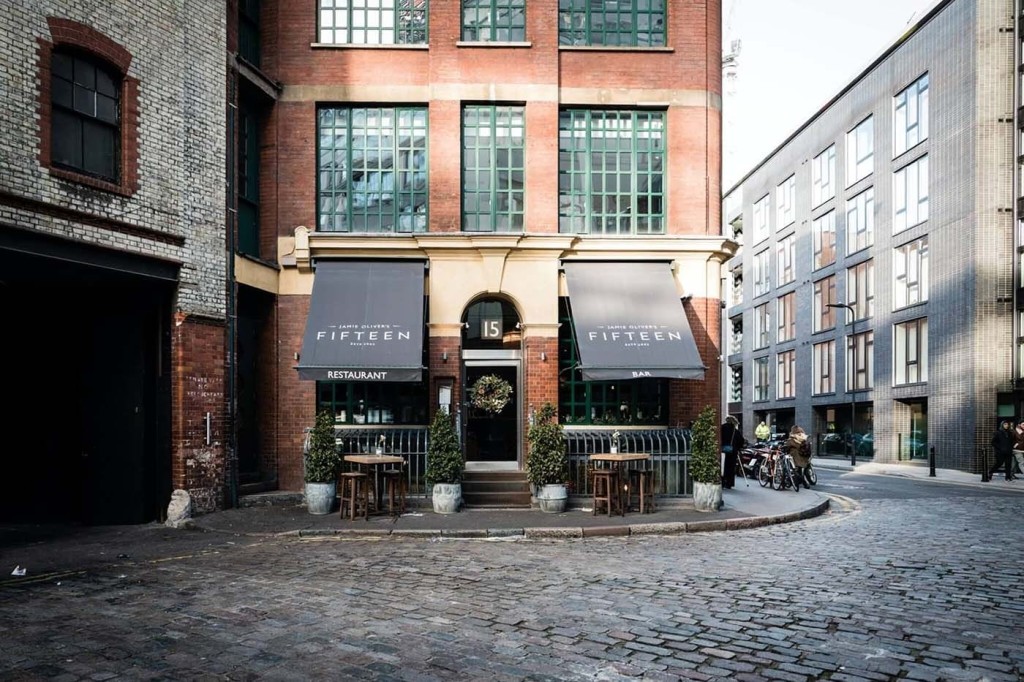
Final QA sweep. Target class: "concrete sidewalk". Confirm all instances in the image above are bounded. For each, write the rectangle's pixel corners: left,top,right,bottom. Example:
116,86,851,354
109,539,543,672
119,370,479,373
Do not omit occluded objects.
813,456,1024,491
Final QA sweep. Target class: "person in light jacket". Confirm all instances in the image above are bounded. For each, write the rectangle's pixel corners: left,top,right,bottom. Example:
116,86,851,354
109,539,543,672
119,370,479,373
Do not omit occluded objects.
755,420,770,443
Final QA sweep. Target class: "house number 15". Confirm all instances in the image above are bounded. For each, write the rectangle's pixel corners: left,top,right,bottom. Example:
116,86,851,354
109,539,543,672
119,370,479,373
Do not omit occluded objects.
481,318,503,339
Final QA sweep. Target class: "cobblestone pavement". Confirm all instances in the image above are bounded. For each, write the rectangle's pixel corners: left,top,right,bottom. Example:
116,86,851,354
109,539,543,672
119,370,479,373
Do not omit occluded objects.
1,474,1023,680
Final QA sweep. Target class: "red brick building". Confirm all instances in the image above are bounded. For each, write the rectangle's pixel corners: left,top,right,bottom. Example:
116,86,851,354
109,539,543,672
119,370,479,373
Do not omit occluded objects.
229,1,733,500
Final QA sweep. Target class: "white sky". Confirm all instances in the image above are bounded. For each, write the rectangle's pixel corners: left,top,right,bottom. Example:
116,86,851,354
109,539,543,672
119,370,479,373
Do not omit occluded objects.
723,0,940,188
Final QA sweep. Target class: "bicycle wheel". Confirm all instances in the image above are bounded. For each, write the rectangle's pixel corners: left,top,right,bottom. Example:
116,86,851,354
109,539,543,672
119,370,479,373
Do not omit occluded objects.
758,461,771,487
771,460,784,490
805,463,817,486
785,461,800,492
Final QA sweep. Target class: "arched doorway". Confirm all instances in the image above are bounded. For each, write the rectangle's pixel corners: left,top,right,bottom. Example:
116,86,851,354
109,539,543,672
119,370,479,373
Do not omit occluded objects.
461,297,522,468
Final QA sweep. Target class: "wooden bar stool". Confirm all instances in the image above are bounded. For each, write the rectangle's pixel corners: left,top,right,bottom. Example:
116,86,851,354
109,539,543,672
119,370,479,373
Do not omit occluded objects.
628,468,657,514
591,468,621,516
339,471,370,521
382,464,407,516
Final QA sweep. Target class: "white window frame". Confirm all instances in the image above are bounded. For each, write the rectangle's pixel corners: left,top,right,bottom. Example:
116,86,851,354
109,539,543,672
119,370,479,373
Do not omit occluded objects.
754,303,771,350
776,234,795,286
846,330,874,391
812,210,836,270
777,350,795,399
752,194,770,245
812,145,836,207
894,237,929,309
894,318,928,385
847,260,874,321
846,116,874,186
846,187,874,255
894,73,929,157
893,155,929,233
813,340,835,395
753,356,769,402
753,249,771,297
777,292,795,343
813,275,836,333
776,175,795,228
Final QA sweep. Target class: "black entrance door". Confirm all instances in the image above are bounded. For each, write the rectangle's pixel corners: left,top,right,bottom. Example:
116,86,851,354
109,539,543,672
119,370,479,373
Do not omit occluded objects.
464,365,518,462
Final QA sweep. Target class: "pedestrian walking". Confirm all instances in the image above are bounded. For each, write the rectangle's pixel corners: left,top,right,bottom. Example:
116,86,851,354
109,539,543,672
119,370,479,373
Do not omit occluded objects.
989,420,1017,481
755,420,770,443
720,416,745,490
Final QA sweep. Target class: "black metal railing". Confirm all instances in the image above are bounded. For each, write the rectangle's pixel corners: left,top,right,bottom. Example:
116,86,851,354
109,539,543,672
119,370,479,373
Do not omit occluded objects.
564,429,693,496
305,427,430,496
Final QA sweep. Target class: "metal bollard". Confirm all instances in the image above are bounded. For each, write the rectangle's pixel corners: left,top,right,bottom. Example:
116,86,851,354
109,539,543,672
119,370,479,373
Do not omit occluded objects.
980,446,990,482
929,446,936,478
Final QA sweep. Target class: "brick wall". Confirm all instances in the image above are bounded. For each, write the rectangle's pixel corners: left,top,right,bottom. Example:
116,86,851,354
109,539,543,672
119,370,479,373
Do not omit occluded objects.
277,295,316,490
670,298,721,428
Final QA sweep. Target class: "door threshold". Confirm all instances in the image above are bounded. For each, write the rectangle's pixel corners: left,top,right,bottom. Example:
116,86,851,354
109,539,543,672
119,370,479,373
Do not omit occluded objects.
465,461,520,472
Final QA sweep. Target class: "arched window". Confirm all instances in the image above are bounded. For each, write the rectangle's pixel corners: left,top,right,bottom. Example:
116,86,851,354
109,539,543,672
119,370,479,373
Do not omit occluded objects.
462,298,521,350
50,50,121,182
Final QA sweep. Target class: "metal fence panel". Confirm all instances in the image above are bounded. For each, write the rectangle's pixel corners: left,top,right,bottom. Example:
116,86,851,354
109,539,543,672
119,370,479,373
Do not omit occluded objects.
564,429,693,496
305,427,430,495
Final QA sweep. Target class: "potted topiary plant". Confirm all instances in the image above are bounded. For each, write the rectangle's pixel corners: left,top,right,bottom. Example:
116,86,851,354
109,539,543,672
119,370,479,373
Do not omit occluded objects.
526,403,569,513
690,405,722,511
305,409,341,515
426,409,464,514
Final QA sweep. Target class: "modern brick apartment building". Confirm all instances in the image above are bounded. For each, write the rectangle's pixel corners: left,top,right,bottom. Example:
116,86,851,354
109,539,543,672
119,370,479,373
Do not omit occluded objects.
0,2,227,522
722,0,1020,472
231,1,732,499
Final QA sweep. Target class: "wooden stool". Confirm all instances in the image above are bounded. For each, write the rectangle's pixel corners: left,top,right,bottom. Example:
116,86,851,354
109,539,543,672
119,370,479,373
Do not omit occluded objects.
591,468,621,516
339,472,370,521
382,467,407,516
628,468,656,514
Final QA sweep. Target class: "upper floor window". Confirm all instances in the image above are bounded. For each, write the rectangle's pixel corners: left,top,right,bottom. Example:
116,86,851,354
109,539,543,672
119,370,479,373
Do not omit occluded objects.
847,260,874,321
729,364,743,403
847,330,874,391
894,318,928,385
894,237,929,309
846,116,873,186
777,350,795,399
51,50,120,182
463,105,524,232
318,0,428,45
558,109,664,235
753,356,770,402
777,292,795,343
812,210,836,270
776,175,795,228
463,0,525,42
731,270,743,306
776,234,795,286
753,303,771,350
812,144,835,207
317,107,428,233
239,0,261,66
846,187,874,255
813,275,836,333
894,73,929,157
893,155,929,233
238,104,261,257
558,0,665,47
813,340,835,395
730,316,743,355
752,194,769,245
752,249,770,297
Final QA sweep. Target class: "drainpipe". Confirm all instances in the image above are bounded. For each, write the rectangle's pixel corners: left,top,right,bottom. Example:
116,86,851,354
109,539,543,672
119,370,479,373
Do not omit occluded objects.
225,64,239,508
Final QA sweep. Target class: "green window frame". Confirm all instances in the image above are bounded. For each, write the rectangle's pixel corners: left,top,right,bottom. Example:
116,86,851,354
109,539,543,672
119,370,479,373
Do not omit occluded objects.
462,105,525,232
462,0,525,42
239,0,261,66
317,381,429,425
317,107,428,233
558,109,664,235
238,105,260,257
558,0,665,47
558,299,668,425
318,0,428,45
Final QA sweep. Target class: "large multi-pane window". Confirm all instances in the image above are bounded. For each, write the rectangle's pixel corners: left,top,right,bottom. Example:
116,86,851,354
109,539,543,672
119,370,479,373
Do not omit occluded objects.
558,0,665,47
777,292,796,343
753,357,769,402
51,50,120,182
813,340,835,395
754,303,771,350
558,110,664,235
813,210,836,270
894,237,929,309
752,194,770,245
893,155,929,233
894,318,928,385
812,144,836,207
558,300,668,424
318,107,428,233
462,0,525,41
238,105,261,257
752,249,770,297
776,175,795,228
318,0,428,45
317,381,428,425
239,0,261,66
777,234,795,286
894,73,929,157
463,105,524,232
846,116,874,185
847,260,874,321
777,350,795,399
847,330,874,391
813,275,836,333
846,187,874,255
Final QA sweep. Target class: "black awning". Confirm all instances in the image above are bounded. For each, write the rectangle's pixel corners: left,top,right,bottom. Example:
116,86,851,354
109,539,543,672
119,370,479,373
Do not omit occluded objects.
296,260,425,382
563,261,706,381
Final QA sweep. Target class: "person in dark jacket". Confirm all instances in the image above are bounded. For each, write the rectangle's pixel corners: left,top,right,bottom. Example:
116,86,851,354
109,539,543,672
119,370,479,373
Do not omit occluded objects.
785,425,812,486
720,416,745,489
990,420,1017,481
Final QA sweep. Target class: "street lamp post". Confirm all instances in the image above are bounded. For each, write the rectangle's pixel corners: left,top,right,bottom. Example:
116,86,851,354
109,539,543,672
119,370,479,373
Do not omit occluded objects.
827,303,857,466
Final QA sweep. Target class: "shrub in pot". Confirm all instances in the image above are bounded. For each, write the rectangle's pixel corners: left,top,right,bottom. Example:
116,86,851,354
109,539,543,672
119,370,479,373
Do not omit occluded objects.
426,409,464,514
690,405,723,512
305,409,341,515
526,403,569,513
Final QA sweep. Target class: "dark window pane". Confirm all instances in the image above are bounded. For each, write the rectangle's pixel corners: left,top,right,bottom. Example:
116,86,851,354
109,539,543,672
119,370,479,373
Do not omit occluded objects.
52,52,73,80
96,94,117,124
95,69,117,97
52,109,83,169
52,76,73,108
73,84,95,116
82,120,116,180
73,59,95,88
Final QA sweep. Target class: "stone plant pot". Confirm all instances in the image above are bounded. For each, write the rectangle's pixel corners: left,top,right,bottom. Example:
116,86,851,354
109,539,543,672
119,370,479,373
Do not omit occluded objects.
537,484,568,513
305,482,337,515
692,481,723,512
431,483,462,514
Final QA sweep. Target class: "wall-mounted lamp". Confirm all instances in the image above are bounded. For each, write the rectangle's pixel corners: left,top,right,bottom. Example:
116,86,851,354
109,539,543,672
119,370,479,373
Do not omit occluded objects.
540,351,547,362
293,352,300,361
442,351,449,362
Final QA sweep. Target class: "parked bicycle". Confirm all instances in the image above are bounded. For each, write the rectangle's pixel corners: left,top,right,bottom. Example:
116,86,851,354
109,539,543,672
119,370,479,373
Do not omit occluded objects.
772,448,802,492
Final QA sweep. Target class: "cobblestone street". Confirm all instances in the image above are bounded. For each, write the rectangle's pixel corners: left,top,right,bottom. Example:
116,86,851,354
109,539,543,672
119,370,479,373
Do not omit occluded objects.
2,474,1023,681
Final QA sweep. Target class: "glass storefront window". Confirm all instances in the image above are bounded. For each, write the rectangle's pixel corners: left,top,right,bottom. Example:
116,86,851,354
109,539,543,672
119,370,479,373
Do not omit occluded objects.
317,381,428,425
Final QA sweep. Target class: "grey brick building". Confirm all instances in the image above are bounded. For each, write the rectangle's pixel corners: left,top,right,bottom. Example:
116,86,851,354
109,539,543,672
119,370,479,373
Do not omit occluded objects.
0,1,228,522
722,0,1019,472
